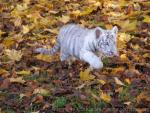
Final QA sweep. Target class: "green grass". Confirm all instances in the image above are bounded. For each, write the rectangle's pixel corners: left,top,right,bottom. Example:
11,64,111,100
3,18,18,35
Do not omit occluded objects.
52,96,67,108
118,87,132,102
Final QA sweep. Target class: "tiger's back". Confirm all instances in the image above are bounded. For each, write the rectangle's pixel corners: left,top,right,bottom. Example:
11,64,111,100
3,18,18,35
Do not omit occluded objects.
58,24,89,59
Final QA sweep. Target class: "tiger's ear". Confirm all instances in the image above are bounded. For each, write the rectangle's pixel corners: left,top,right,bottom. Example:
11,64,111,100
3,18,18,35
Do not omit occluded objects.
95,29,101,39
112,26,118,34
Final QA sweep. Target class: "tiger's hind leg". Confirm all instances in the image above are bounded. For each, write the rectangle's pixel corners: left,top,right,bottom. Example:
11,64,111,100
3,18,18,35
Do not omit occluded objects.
60,53,69,61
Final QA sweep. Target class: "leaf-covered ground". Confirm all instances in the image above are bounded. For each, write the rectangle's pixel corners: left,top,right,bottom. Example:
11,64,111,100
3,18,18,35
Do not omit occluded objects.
0,0,150,113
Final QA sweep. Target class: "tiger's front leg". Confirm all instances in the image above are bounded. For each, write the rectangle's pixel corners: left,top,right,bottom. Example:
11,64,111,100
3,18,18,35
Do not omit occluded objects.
80,51,103,69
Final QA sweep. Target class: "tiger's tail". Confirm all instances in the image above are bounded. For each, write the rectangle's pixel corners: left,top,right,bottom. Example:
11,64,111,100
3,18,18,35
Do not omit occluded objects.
35,39,60,55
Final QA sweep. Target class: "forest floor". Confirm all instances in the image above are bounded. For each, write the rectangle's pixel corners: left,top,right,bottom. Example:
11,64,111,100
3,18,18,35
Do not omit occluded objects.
0,0,150,113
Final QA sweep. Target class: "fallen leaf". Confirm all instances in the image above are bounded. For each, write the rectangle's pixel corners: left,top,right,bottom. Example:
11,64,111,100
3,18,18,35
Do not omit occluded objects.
9,77,25,84
70,10,81,17
143,53,150,58
22,25,30,34
136,91,150,103
124,101,131,105
115,87,123,93
16,3,28,11
100,91,111,103
120,54,128,61
124,78,131,85
59,15,70,24
19,93,26,99
0,68,8,75
35,54,53,62
136,108,147,113
111,67,125,75
31,111,40,113
16,70,31,75
143,15,150,23
80,68,95,81
33,88,50,96
114,77,125,86
5,49,23,61
0,78,10,89
2,38,15,48
44,28,58,34
98,79,106,85
14,17,22,27
75,83,86,89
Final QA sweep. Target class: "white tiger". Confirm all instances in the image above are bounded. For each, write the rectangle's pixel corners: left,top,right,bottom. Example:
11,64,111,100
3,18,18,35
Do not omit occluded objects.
35,24,118,69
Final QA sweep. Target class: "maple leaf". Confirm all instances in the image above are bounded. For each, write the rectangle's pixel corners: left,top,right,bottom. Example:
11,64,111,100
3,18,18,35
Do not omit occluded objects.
100,91,111,103
5,49,23,61
80,68,95,81
2,38,15,48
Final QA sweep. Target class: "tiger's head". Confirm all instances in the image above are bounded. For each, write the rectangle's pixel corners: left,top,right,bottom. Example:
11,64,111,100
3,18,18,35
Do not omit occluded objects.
95,26,119,57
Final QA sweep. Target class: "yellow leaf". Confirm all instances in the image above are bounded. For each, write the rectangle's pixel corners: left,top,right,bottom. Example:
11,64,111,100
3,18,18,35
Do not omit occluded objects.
117,20,137,32
70,10,81,17
23,0,30,4
16,70,30,75
98,79,106,85
131,44,140,50
117,33,133,50
10,77,25,84
100,91,111,103
115,87,123,93
143,53,150,58
112,67,125,74
59,15,70,24
44,28,58,34
0,68,8,75
22,25,30,34
120,54,128,61
136,108,147,113
80,68,95,81
35,54,53,62
2,38,15,48
16,3,28,11
0,30,5,36
5,49,23,61
124,78,131,85
33,88,50,96
14,17,22,27
143,16,150,23
114,77,125,86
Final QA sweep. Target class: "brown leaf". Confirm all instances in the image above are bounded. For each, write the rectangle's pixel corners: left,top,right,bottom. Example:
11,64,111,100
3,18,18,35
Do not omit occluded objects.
65,104,73,113
0,78,10,89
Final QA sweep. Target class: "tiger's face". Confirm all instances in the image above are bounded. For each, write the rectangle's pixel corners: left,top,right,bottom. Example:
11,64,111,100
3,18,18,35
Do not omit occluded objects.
96,26,118,57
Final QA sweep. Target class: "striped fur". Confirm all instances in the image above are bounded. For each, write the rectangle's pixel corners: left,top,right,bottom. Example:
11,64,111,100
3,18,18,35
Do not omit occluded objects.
35,24,118,69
